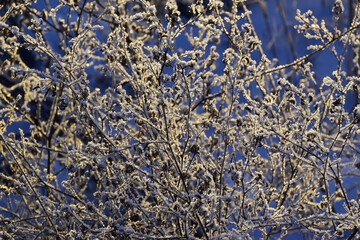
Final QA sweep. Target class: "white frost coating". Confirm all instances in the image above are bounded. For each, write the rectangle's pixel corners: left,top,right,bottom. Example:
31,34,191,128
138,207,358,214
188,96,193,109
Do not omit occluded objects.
0,1,359,239
323,76,334,86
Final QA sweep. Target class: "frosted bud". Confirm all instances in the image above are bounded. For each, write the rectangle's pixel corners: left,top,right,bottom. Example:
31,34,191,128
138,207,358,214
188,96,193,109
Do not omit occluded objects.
354,105,360,123
332,0,344,15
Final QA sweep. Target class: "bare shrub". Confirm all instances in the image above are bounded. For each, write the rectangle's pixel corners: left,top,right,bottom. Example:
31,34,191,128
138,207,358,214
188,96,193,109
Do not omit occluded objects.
0,0,360,239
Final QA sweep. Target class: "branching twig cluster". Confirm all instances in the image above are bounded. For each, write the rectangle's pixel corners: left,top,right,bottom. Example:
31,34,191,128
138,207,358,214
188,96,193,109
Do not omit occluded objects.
0,0,360,239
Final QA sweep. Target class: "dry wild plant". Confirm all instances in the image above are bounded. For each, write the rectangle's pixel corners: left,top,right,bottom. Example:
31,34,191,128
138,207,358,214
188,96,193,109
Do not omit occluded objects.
0,0,360,239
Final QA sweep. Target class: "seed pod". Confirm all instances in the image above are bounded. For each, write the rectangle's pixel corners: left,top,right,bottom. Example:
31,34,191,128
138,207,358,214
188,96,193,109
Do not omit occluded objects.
58,98,67,110
190,144,199,154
